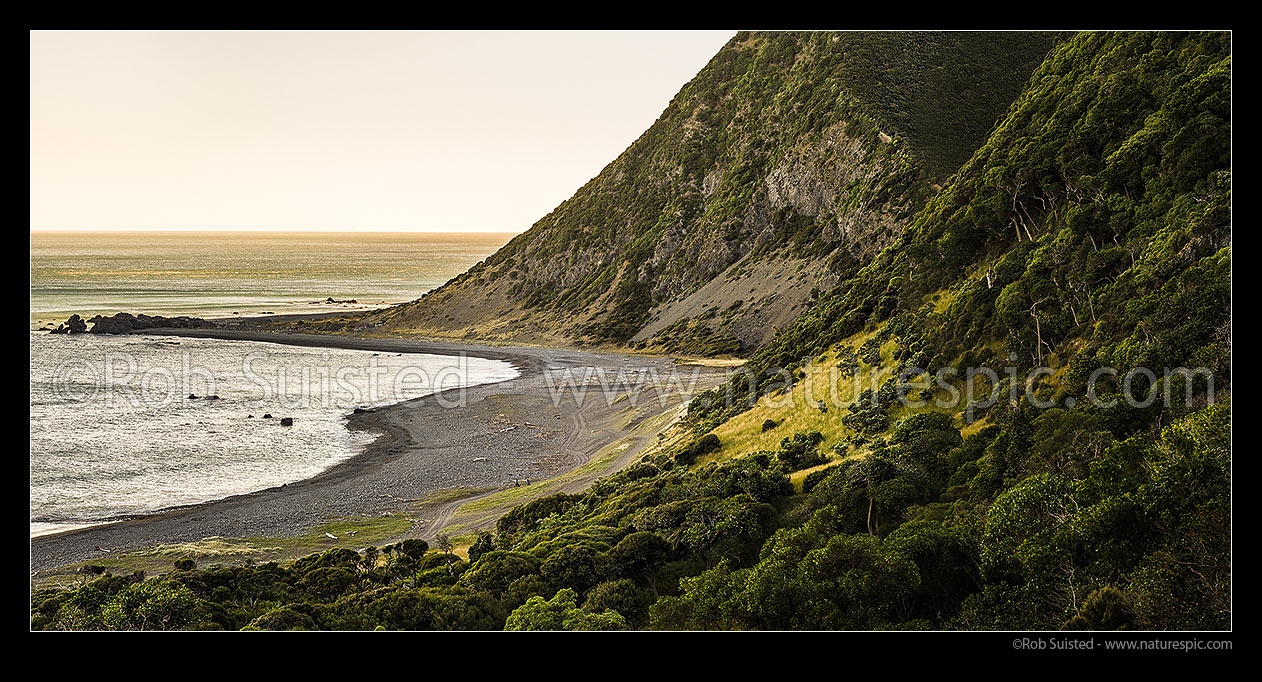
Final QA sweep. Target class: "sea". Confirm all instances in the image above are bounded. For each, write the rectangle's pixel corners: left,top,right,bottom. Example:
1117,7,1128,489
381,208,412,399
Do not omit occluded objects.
29,231,516,537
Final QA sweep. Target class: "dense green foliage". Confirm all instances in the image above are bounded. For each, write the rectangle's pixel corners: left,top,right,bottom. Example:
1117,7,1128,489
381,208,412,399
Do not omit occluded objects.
666,31,1231,630
33,32,1229,631
690,31,1230,430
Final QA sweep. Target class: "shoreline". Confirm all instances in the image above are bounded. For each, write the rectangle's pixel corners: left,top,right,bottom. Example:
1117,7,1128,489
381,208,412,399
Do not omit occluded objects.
31,327,727,574
30,522,110,539
29,327,526,540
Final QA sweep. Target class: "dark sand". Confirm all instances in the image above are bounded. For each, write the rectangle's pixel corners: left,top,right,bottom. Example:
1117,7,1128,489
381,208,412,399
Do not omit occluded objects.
31,328,727,573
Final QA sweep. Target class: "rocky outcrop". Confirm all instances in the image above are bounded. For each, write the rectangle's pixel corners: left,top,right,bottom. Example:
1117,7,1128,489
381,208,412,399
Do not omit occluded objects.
49,314,88,334
85,313,215,335
48,313,215,335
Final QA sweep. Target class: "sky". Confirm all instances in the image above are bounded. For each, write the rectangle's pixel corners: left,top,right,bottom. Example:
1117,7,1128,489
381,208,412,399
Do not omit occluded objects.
30,30,734,233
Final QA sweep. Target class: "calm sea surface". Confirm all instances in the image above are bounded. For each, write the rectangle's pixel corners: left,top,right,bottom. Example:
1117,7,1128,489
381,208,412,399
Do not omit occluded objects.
30,231,513,326
29,231,514,537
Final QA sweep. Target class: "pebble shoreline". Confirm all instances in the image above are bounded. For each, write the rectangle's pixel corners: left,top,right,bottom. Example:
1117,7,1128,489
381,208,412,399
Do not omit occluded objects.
31,327,722,573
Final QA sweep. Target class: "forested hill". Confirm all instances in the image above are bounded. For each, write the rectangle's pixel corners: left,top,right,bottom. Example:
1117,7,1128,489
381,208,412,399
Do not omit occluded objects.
669,31,1230,629
691,30,1232,428
342,32,1061,353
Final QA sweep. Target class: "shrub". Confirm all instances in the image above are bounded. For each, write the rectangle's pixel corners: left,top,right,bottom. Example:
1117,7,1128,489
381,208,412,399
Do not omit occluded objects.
675,433,722,466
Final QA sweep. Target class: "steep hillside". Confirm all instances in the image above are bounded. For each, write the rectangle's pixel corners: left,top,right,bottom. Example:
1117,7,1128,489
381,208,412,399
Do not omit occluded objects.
691,30,1232,426
341,32,1061,353
667,31,1231,629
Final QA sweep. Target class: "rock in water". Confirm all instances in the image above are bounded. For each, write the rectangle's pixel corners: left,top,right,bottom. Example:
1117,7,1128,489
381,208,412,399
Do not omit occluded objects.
50,314,88,334
49,312,216,335
86,313,215,334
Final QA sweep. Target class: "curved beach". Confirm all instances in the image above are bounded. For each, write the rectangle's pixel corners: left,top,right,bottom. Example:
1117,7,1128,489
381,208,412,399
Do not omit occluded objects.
31,329,726,573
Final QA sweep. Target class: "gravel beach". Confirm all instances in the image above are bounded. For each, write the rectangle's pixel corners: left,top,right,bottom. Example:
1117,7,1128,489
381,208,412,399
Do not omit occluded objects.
30,328,727,573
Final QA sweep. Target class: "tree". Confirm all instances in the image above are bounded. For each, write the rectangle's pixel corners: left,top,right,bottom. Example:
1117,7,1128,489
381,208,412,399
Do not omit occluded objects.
396,538,429,560
1062,586,1134,630
676,434,721,466
609,531,673,592
248,604,317,631
540,542,613,594
100,580,202,631
504,588,627,631
468,532,496,564
436,534,456,575
584,579,654,626
459,551,542,596
299,567,358,600
776,431,826,471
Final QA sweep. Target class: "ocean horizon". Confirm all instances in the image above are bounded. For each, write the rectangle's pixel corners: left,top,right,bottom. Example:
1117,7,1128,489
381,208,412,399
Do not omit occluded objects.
30,230,515,326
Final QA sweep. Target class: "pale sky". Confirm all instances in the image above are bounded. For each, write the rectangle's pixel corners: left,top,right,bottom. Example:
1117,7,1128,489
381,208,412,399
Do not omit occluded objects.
30,30,734,232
